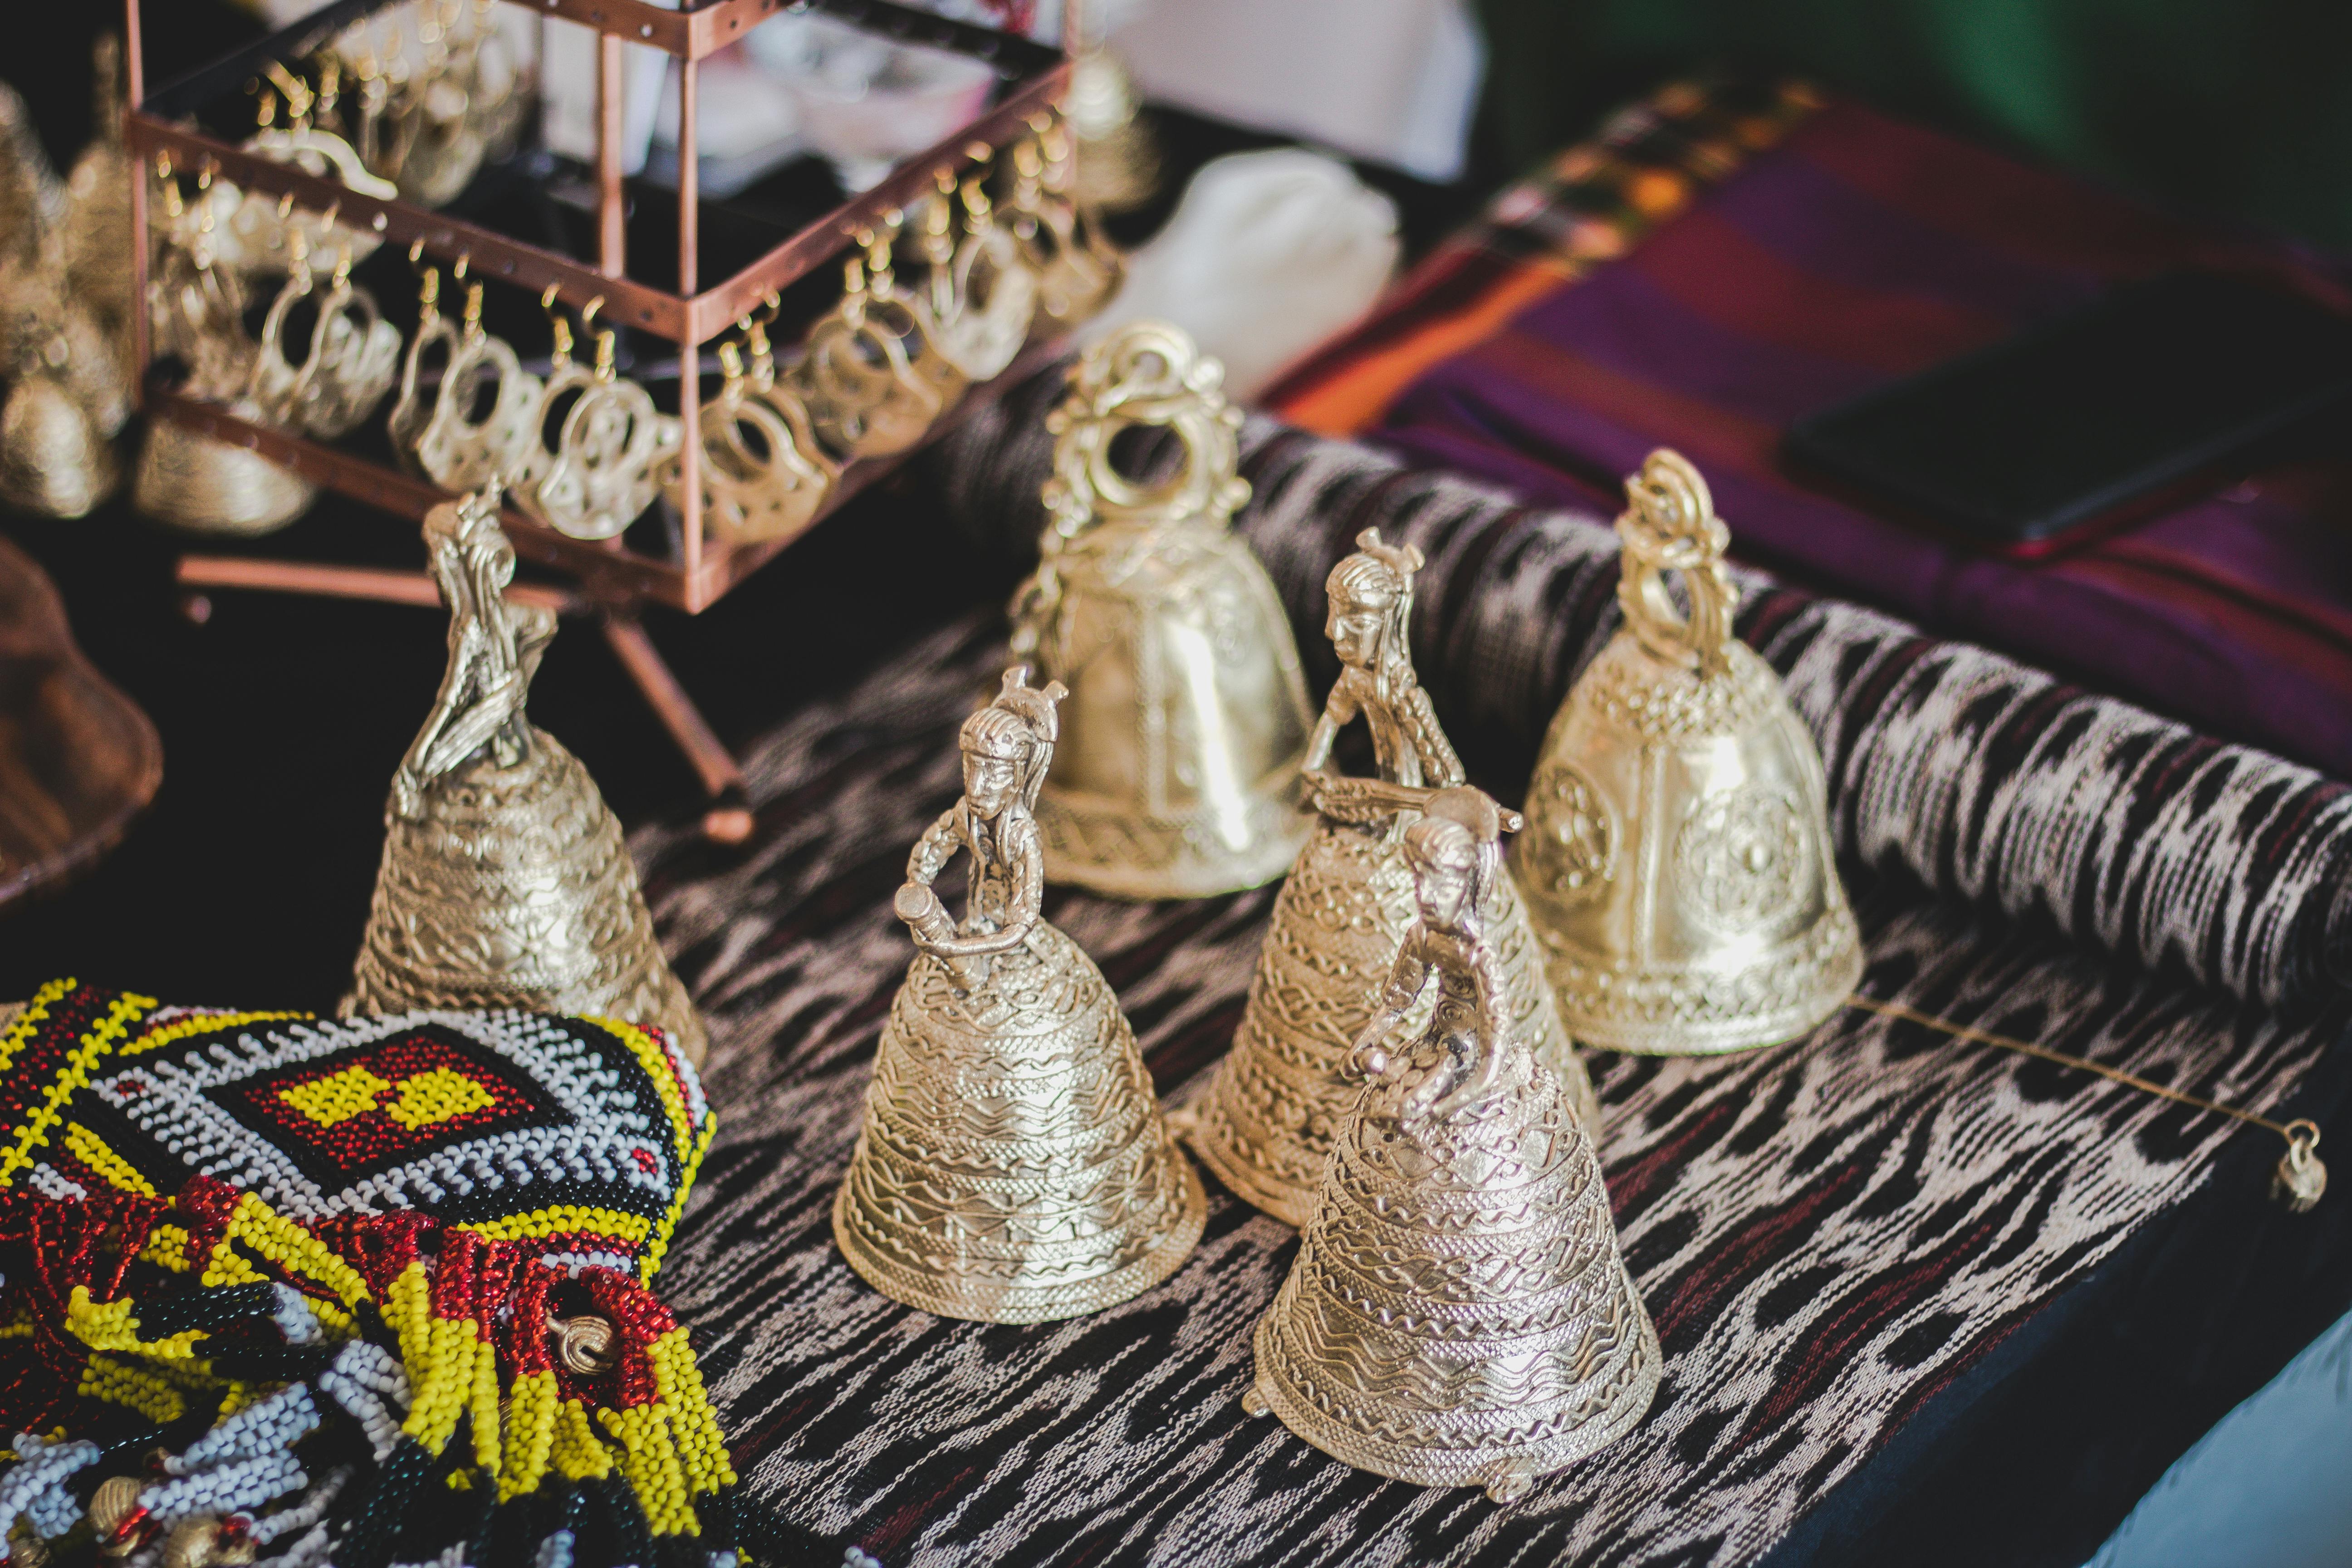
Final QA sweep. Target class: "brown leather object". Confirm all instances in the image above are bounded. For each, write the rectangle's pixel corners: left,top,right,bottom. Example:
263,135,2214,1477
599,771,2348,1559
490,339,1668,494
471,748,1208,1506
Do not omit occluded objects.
0,532,161,907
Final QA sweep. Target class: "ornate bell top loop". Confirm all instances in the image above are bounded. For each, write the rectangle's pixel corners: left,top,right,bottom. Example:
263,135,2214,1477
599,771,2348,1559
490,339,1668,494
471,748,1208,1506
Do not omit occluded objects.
1616,447,1737,677
1044,319,1246,538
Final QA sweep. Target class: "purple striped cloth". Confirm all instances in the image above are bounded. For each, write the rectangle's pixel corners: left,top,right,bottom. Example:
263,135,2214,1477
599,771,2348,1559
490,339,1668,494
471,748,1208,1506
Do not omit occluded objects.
1283,91,2352,779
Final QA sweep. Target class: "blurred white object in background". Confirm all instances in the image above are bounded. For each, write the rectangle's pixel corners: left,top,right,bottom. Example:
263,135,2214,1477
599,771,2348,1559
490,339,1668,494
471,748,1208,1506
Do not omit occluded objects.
645,47,801,197
740,14,995,191
1111,0,1483,182
1082,149,1398,402
541,4,676,176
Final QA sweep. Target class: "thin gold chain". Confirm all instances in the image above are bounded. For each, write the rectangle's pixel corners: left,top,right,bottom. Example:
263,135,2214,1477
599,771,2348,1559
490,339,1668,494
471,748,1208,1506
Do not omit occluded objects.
1842,994,2319,1152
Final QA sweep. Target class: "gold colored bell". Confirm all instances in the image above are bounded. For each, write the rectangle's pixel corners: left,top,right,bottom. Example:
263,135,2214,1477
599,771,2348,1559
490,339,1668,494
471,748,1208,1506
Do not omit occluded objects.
1514,450,1862,1054
1244,800,1661,1503
834,667,1207,1322
0,371,117,518
1009,320,1313,899
132,421,318,537
346,485,707,1068
1188,530,1598,1229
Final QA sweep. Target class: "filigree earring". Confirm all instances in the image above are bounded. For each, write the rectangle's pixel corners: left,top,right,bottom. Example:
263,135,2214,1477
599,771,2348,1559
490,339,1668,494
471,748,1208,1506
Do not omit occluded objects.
663,329,834,547
513,293,680,541
798,248,956,462
1010,128,1121,331
389,250,544,493
911,174,1038,381
244,235,400,438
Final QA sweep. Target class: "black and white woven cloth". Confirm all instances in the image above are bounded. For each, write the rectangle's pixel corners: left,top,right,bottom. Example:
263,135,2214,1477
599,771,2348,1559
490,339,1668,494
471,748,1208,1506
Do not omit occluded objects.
932,370,2352,1010
634,606,2344,1567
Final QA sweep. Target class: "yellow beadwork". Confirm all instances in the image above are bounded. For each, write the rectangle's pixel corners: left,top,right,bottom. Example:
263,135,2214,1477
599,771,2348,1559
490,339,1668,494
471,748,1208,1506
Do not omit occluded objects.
500,1370,559,1500
387,1066,496,1129
549,1398,614,1481
62,1120,158,1196
598,1401,698,1537
640,1117,715,1283
460,1205,653,1247
65,1286,204,1359
78,1353,186,1422
0,988,153,1186
280,1063,396,1127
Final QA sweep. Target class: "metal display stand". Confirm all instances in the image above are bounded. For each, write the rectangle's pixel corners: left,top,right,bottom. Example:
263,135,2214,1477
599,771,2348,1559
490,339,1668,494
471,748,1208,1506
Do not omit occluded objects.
122,0,1073,839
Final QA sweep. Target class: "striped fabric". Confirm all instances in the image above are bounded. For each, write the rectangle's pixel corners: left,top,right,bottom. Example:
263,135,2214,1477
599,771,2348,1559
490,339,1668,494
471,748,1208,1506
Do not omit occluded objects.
931,367,2352,1011
1263,81,2352,782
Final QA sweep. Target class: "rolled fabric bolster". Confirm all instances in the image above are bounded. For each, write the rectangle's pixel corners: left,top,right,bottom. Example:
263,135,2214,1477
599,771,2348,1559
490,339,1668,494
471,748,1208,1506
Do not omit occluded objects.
928,360,2352,1010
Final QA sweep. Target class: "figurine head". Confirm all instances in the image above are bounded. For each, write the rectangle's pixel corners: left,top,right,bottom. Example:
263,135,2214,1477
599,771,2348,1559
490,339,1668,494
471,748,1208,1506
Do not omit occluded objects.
1402,813,1480,932
1406,786,1509,933
1325,528,1423,688
959,666,1068,821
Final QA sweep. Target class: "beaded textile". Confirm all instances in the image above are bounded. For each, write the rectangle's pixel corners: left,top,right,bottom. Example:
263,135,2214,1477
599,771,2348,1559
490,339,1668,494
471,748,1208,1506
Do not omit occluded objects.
0,983,735,1568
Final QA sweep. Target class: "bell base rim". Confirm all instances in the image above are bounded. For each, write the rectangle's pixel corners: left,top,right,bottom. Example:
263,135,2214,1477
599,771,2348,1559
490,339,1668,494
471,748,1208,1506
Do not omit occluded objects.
1550,933,1865,1058
1248,1274,1664,1493
1180,1110,1314,1230
1040,833,1310,902
831,1150,1208,1324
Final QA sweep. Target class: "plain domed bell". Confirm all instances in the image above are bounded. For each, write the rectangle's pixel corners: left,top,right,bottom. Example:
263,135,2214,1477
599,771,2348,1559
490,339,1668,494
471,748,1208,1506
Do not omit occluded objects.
1514,450,1860,1054
1010,320,1312,898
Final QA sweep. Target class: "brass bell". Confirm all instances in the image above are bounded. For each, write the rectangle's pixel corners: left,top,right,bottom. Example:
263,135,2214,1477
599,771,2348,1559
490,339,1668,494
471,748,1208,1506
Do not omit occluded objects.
833,668,1206,1322
1514,450,1861,1054
1188,532,1599,1229
1011,320,1314,899
346,486,707,1068
1244,800,1660,1502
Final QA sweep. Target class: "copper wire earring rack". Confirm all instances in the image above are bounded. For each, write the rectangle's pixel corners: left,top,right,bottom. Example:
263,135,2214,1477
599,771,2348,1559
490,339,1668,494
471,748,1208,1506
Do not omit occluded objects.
122,0,1076,840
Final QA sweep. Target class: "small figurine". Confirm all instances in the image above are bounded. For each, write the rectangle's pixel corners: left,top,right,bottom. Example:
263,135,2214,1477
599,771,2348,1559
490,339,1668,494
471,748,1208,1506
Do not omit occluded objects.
1244,799,1661,1503
1187,529,1597,1228
1516,450,1861,1054
833,668,1207,1323
347,484,707,1067
1012,320,1313,899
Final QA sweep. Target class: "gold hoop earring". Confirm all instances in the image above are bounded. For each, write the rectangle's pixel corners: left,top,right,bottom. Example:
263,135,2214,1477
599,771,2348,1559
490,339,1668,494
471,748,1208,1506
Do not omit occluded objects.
663,336,834,547
392,257,543,492
513,297,679,541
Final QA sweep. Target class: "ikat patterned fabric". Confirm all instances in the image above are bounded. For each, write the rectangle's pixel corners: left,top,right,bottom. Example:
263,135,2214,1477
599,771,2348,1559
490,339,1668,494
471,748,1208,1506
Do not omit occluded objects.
634,616,2345,1568
931,368,2352,1011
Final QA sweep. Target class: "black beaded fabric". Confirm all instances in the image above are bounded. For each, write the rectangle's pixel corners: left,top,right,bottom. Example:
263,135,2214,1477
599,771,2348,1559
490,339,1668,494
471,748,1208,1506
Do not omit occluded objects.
927,364,2352,1011
634,614,2344,1568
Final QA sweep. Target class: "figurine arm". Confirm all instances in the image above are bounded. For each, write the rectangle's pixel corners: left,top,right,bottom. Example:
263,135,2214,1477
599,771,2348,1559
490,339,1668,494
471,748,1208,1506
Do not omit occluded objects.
904,805,965,888
921,815,1041,959
1426,939,1511,1122
1300,678,1362,775
1402,683,1466,790
1348,932,1430,1079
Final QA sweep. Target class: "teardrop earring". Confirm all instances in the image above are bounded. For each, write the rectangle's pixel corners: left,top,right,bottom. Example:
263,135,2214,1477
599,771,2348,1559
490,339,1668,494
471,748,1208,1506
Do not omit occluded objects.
797,249,951,463
1010,127,1121,332
663,329,833,548
392,253,543,493
513,294,679,541
922,174,1038,381
245,234,400,439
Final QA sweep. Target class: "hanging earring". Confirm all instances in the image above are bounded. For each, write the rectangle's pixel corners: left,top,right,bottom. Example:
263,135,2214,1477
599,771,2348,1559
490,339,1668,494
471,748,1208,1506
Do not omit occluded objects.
244,233,400,439
797,247,952,463
663,329,834,548
1010,126,1122,332
513,294,679,541
919,173,1038,381
393,255,543,492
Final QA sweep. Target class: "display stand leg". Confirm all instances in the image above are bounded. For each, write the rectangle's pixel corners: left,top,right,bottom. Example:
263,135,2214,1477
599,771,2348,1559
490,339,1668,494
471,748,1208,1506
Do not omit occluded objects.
599,616,753,845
